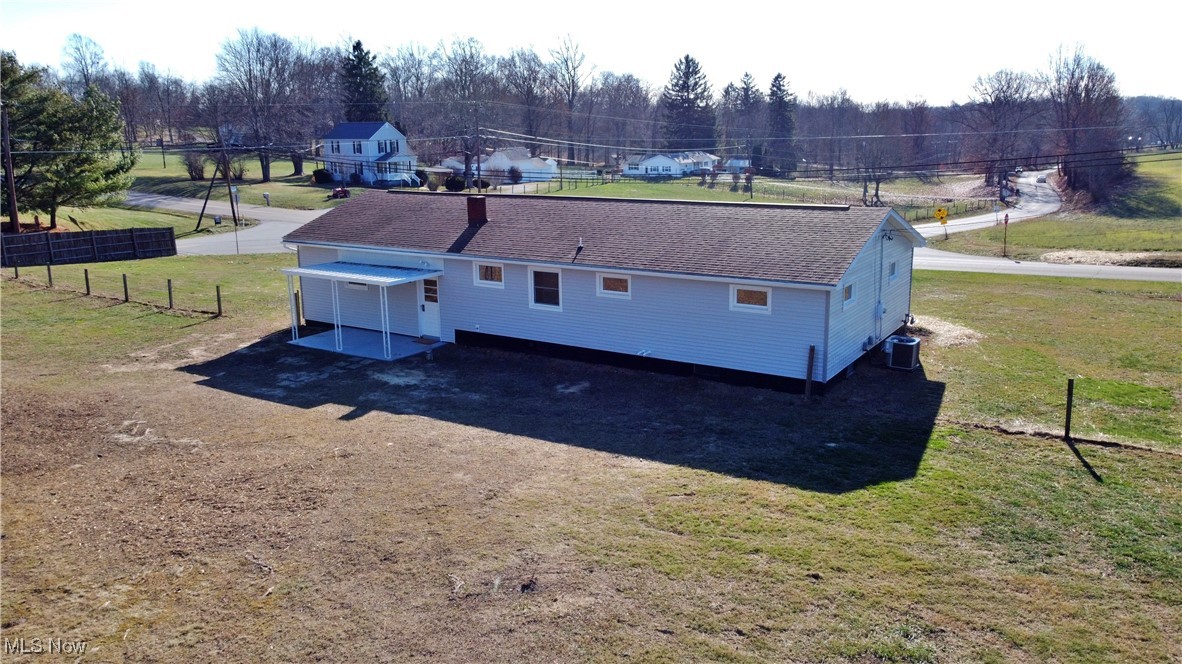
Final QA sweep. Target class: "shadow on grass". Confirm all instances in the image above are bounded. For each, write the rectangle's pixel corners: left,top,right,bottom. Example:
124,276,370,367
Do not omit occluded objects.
1100,173,1182,219
181,332,946,494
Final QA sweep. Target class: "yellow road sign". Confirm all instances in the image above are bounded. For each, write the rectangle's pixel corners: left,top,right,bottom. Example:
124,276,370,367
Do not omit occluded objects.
935,207,948,224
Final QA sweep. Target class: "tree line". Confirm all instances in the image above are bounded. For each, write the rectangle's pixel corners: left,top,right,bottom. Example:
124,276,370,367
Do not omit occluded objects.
4,31,1181,229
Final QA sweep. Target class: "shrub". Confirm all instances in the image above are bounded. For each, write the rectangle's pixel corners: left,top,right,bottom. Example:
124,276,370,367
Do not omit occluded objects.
312,168,333,184
184,152,208,181
444,175,466,192
415,169,428,186
507,166,523,184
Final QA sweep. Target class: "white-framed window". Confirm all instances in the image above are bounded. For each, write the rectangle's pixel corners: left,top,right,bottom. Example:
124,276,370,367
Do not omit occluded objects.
730,285,771,313
842,282,856,309
596,273,631,299
529,267,561,310
888,261,899,282
352,141,363,154
473,262,504,288
330,140,340,154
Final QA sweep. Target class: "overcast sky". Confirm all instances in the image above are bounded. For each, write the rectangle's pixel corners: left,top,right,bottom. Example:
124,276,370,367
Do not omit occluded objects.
2,0,1176,105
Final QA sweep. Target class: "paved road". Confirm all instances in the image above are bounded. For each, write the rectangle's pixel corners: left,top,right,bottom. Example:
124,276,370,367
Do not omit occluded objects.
131,183,1180,283
126,192,320,256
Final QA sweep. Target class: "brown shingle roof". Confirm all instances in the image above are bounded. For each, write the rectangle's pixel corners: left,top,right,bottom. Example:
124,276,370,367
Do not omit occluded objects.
284,191,896,286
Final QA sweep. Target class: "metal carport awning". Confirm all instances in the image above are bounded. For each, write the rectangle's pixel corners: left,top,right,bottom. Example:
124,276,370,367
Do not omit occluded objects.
282,261,442,360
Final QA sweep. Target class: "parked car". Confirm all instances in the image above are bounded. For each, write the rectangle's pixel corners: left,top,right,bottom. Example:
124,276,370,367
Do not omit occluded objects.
1036,175,1047,183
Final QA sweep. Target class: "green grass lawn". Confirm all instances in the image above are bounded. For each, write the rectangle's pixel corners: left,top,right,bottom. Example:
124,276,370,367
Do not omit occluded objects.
131,150,365,210
938,153,1182,260
36,203,246,239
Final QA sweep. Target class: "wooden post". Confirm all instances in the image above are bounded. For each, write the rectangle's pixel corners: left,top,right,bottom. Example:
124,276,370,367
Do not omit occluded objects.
13,265,18,279
46,264,53,288
122,274,129,302
216,285,223,317
1064,379,1075,441
805,345,816,398
84,268,90,295
167,278,174,309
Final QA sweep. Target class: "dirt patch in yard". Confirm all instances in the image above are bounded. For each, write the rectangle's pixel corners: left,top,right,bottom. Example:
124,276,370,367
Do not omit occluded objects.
908,315,984,348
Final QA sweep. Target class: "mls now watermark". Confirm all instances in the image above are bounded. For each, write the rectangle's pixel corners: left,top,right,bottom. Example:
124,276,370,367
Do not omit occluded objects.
3,637,89,655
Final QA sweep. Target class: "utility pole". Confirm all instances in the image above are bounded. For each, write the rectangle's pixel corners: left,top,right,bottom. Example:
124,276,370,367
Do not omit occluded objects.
2,102,20,233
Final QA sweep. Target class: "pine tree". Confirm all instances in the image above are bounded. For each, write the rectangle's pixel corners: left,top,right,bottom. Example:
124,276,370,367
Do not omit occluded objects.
660,55,716,153
767,73,798,175
340,40,388,123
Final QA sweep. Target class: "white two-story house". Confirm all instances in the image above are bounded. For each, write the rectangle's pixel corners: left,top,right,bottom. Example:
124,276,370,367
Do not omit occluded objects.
319,122,419,186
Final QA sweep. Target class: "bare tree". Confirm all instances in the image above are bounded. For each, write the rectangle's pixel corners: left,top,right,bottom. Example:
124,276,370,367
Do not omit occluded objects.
61,34,109,98
955,70,1040,190
855,102,905,206
382,43,440,141
437,38,496,187
595,72,656,167
216,29,310,182
1043,45,1127,200
548,36,594,165
498,49,554,156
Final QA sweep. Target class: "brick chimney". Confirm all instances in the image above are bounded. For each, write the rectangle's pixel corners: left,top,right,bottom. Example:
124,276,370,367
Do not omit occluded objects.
466,196,488,225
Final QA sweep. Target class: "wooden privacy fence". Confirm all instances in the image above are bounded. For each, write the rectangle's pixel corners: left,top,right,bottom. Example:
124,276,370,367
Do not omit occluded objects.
0,228,177,268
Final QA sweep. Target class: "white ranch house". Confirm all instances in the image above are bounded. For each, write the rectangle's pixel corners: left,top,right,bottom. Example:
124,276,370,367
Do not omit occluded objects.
622,152,721,178
439,147,558,183
280,192,925,390
318,122,419,186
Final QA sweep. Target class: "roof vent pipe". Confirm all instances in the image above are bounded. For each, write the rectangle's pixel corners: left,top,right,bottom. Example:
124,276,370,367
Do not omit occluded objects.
467,195,488,225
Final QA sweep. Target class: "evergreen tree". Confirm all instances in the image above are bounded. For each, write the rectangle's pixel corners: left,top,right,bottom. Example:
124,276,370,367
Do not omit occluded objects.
2,52,136,230
660,55,716,152
340,40,388,122
767,73,798,175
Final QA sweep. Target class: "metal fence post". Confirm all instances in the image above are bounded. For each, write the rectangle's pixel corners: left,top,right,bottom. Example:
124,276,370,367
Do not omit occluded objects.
84,268,90,295
216,285,223,317
123,274,129,302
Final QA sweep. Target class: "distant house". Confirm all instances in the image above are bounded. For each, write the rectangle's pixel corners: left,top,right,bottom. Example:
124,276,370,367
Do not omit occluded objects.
318,122,419,187
724,158,752,173
439,148,558,183
622,152,720,178
281,192,926,389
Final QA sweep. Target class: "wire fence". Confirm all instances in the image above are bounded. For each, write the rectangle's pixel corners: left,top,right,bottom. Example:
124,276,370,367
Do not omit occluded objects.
5,264,224,317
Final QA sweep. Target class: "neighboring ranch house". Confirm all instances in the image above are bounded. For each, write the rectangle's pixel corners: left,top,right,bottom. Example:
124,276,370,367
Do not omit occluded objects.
318,122,419,186
280,192,925,388
623,152,721,178
439,148,558,183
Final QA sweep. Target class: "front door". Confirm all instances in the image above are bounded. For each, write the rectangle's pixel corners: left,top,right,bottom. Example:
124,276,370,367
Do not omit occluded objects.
418,278,440,338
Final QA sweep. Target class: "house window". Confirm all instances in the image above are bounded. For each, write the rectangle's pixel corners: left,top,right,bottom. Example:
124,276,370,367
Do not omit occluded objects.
330,140,340,154
393,140,400,153
730,285,770,313
352,141,362,154
842,283,856,308
596,273,631,299
474,262,504,288
530,268,561,310
888,261,899,282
